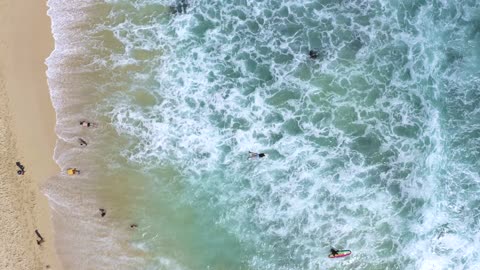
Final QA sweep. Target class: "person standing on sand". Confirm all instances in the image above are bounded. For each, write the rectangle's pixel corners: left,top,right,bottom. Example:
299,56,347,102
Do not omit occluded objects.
35,229,44,245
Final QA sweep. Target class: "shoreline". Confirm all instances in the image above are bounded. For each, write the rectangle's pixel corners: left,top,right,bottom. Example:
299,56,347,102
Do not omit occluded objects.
0,0,62,269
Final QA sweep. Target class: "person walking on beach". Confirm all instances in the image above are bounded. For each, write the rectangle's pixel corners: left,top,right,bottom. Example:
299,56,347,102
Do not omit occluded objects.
16,161,25,175
99,208,106,217
35,229,44,245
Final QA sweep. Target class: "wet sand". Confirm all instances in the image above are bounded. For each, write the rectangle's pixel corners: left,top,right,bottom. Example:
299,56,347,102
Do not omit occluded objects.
0,0,62,269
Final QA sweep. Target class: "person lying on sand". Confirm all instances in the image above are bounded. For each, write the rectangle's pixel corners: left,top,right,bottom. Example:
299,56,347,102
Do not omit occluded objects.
67,168,80,175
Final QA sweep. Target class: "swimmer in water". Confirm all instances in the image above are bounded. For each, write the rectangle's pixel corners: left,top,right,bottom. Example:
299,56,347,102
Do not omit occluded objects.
79,138,87,146
80,121,97,128
309,49,319,59
248,151,267,159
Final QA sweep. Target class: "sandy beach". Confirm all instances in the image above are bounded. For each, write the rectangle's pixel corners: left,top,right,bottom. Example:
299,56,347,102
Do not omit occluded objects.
0,0,62,269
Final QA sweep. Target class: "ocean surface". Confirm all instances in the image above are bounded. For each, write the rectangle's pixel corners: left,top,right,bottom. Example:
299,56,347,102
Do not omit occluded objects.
44,0,480,269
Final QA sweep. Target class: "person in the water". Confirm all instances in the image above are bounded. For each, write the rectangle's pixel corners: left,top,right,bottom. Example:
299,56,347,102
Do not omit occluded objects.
309,49,318,59
330,248,339,256
170,0,189,14
80,121,97,128
79,138,87,146
248,151,266,159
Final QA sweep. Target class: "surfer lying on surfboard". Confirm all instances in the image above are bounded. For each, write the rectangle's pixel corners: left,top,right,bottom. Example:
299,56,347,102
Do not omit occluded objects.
328,248,352,258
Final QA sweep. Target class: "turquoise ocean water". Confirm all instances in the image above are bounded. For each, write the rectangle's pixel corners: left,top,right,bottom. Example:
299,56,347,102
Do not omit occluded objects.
45,0,480,269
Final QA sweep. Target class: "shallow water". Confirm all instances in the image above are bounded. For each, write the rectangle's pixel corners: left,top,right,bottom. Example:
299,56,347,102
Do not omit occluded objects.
45,0,480,269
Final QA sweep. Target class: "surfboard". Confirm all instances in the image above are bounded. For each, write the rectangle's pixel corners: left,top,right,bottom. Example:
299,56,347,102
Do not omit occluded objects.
328,250,351,258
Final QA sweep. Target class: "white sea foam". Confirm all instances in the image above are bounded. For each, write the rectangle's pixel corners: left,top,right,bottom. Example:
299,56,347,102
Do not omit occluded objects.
45,0,480,269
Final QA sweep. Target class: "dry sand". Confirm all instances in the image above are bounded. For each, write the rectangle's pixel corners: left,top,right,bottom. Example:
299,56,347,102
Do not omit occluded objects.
0,0,62,269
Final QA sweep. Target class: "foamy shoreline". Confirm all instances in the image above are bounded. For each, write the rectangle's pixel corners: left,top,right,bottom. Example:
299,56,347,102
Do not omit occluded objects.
0,0,62,269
